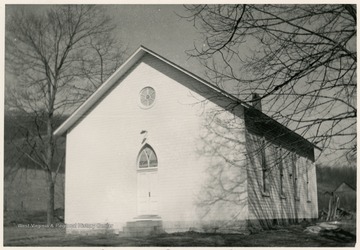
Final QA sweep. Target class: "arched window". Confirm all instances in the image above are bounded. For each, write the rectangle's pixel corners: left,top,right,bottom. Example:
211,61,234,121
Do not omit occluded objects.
137,145,158,169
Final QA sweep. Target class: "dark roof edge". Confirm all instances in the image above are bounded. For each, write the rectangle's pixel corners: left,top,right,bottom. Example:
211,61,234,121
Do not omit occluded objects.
246,107,322,151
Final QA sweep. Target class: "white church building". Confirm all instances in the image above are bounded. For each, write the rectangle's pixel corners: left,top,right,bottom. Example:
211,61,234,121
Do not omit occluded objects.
54,46,318,235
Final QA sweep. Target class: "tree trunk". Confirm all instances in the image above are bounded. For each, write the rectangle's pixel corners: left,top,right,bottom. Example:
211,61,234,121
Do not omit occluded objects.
46,170,55,225
46,89,55,225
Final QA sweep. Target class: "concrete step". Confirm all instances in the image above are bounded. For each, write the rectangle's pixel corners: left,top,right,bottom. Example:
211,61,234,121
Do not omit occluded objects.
126,220,162,228
123,219,163,237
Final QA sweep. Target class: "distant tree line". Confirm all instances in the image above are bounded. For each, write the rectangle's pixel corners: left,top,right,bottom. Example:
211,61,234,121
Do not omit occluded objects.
316,164,356,191
4,111,68,141
4,112,68,177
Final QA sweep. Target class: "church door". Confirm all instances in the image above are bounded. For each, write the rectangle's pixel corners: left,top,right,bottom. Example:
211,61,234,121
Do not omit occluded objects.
137,145,159,215
137,171,158,215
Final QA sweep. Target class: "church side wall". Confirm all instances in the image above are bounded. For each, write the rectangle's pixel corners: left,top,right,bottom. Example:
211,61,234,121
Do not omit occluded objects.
245,131,318,229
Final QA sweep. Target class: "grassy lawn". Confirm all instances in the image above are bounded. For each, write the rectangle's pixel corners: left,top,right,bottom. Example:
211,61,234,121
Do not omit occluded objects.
4,223,356,247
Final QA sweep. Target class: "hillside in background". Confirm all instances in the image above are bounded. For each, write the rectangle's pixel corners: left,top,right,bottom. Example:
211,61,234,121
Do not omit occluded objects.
316,164,356,193
4,111,68,141
4,112,68,174
316,164,356,212
4,112,67,218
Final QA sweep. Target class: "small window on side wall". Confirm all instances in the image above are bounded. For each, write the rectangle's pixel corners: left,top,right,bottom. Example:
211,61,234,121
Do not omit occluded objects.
277,147,285,198
261,137,270,196
292,152,299,200
306,163,311,202
137,145,158,169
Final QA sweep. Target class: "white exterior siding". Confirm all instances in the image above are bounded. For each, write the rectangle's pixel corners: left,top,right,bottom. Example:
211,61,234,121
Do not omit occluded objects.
245,131,318,226
61,48,318,234
64,53,248,233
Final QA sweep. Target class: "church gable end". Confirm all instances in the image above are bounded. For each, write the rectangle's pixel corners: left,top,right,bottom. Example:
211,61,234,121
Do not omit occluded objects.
57,46,318,235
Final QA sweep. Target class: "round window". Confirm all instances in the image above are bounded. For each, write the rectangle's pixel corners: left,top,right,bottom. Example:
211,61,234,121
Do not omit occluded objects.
140,87,156,108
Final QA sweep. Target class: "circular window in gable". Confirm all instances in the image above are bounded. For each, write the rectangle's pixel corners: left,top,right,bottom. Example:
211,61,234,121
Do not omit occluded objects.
139,87,156,108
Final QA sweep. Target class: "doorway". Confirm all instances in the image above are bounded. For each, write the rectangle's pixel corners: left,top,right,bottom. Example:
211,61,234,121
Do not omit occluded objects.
136,145,159,215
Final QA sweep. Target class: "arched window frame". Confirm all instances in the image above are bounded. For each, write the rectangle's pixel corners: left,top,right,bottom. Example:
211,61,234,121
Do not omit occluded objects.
137,144,158,170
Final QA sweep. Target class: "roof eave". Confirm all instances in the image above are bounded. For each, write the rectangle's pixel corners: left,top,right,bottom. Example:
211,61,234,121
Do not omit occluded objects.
53,47,147,137
245,107,322,151
53,45,250,137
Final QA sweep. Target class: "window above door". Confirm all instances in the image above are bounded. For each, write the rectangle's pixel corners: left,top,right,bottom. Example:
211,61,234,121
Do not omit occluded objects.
137,145,158,169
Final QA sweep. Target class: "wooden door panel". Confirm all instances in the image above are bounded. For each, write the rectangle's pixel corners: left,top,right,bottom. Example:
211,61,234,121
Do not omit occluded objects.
137,171,158,215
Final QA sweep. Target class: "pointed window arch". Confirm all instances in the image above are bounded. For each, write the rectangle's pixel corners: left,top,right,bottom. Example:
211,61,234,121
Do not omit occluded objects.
137,145,158,169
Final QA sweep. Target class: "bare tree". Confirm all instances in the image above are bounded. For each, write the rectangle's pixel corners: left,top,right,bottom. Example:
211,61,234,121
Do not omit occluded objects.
5,5,126,225
183,4,356,163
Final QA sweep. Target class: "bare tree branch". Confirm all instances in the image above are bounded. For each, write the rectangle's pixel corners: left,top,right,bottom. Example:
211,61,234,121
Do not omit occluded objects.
5,5,127,224
183,4,356,164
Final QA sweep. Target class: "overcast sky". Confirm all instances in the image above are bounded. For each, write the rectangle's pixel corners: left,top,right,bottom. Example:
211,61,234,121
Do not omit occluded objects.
5,4,208,81
106,5,204,72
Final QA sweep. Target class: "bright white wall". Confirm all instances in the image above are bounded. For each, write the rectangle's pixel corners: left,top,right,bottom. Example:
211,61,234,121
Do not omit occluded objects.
65,53,248,232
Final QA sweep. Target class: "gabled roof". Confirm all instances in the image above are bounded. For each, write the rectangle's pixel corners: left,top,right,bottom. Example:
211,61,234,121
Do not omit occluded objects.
54,46,250,137
53,46,320,151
